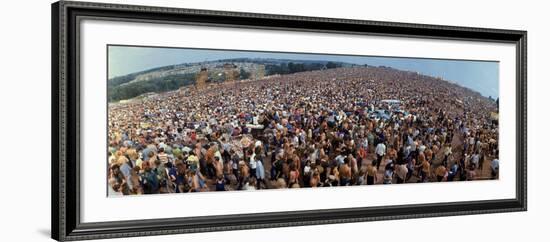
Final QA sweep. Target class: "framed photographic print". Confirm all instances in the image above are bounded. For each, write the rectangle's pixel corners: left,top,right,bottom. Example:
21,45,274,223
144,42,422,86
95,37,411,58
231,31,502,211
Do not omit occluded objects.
51,1,527,241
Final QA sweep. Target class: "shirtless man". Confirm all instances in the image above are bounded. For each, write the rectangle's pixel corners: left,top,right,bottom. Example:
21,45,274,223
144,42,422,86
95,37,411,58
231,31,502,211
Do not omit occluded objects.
435,164,447,182
213,156,224,179
223,158,235,185
189,170,208,192
416,152,426,177
288,163,300,188
366,162,378,185
339,160,352,186
348,154,358,177
205,145,217,177
310,170,321,188
193,143,203,162
238,161,250,190
424,148,434,164
420,159,431,182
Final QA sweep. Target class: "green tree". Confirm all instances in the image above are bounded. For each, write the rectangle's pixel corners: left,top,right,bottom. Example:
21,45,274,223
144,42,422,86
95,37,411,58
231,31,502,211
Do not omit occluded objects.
239,68,251,80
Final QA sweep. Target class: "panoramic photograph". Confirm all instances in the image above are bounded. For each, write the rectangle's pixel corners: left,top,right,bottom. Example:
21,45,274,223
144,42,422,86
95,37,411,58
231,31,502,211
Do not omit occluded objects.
107,45,500,196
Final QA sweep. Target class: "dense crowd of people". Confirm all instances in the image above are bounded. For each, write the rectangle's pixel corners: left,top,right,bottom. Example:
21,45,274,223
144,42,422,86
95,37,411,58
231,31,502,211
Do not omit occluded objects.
107,66,499,196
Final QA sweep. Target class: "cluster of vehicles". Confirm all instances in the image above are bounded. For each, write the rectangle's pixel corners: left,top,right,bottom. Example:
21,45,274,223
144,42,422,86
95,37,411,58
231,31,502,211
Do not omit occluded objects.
364,99,411,122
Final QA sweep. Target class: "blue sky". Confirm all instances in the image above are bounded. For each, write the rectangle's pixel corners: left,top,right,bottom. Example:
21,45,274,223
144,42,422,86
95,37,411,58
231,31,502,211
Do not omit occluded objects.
108,45,499,98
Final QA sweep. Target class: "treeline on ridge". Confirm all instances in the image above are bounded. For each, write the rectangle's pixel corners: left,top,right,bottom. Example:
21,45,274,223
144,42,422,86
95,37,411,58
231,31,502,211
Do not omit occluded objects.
108,73,195,102
265,61,344,75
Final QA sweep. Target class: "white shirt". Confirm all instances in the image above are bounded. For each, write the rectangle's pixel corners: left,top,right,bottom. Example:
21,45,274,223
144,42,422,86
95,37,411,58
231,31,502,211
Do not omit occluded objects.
362,139,369,148
292,136,299,146
249,154,257,169
375,143,386,156
444,146,452,156
335,155,345,165
418,145,427,153
304,165,311,174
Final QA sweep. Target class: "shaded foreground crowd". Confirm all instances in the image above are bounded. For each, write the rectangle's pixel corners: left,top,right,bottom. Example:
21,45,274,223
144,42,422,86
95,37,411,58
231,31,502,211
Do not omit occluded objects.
107,66,500,195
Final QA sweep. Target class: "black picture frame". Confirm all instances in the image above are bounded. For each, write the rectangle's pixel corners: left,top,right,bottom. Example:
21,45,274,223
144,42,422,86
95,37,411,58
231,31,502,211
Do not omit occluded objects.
51,1,527,241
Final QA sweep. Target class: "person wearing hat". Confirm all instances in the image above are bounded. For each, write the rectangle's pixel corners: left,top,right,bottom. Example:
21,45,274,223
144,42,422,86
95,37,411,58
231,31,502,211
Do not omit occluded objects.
187,152,199,172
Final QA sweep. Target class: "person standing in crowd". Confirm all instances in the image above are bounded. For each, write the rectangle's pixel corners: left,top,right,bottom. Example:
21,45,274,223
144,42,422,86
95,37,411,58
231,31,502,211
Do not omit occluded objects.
215,175,226,191
255,155,267,189
339,158,352,186
366,162,377,185
141,162,159,194
395,163,408,184
435,164,447,182
375,141,386,170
